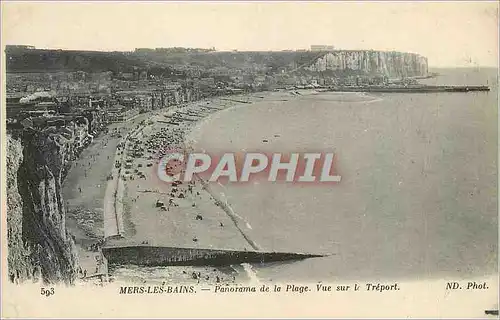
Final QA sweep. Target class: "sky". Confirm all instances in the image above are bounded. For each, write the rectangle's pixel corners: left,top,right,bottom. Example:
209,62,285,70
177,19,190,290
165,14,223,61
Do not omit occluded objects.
2,1,499,67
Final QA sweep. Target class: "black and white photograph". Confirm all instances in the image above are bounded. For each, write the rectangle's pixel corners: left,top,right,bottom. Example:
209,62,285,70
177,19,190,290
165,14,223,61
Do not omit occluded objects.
1,1,498,318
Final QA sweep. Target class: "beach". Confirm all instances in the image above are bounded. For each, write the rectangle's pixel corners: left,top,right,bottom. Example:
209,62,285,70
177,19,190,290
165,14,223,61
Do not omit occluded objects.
63,69,497,285
63,91,311,283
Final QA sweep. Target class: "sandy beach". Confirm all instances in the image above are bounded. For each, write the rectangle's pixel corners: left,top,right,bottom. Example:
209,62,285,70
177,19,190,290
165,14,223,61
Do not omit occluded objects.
63,90,312,283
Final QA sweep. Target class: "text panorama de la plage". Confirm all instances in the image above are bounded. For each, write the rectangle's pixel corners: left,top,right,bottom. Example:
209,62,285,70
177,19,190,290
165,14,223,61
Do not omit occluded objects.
119,280,491,295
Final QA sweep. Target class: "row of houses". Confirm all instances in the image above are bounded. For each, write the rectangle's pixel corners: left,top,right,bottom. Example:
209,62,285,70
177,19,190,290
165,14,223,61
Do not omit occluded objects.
106,106,140,123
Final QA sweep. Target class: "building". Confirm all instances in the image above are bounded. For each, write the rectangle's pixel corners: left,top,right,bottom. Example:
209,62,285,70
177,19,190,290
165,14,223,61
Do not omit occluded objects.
73,118,92,150
107,105,139,123
7,101,58,119
5,45,36,51
310,45,335,51
197,77,216,88
136,95,153,110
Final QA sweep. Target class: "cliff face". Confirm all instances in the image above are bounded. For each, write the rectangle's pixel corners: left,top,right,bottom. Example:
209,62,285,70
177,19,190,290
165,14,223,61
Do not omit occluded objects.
306,51,428,78
7,130,78,285
6,135,34,283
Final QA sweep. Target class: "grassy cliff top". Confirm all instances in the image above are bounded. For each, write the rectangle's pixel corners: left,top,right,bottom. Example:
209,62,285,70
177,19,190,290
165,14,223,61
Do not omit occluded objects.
6,47,426,74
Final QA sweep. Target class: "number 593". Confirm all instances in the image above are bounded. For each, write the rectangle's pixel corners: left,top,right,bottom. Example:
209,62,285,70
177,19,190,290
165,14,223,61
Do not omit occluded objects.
40,287,55,297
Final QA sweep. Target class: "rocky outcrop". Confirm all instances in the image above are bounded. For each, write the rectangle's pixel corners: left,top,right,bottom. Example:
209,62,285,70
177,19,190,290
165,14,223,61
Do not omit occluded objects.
306,51,428,78
7,130,78,285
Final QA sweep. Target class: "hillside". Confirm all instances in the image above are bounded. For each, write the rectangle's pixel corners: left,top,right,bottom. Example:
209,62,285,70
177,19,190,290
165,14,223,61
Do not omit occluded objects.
5,47,428,78
6,48,147,73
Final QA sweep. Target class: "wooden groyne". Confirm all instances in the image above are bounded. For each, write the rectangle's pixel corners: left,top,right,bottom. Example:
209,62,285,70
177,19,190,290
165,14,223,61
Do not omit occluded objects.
157,120,180,125
165,115,197,122
102,245,326,267
220,98,252,104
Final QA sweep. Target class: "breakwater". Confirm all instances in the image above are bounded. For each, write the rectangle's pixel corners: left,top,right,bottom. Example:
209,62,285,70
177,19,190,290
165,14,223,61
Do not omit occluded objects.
102,245,325,267
325,85,490,93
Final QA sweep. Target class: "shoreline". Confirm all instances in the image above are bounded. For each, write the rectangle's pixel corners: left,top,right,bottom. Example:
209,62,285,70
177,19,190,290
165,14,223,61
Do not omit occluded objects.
98,91,289,283
64,88,371,283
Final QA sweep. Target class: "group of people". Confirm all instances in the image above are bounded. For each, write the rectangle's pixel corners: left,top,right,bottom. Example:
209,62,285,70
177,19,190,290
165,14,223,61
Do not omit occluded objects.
189,270,236,284
87,239,104,252
77,266,87,278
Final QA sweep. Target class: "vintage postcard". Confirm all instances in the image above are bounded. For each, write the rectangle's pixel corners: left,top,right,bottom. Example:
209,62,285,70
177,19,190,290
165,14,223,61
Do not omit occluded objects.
1,1,498,318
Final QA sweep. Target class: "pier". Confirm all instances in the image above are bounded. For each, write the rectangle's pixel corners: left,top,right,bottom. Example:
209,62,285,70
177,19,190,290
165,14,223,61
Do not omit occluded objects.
325,85,490,93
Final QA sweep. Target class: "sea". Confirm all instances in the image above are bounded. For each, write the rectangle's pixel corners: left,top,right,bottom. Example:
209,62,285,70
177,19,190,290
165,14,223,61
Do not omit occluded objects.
113,68,498,284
